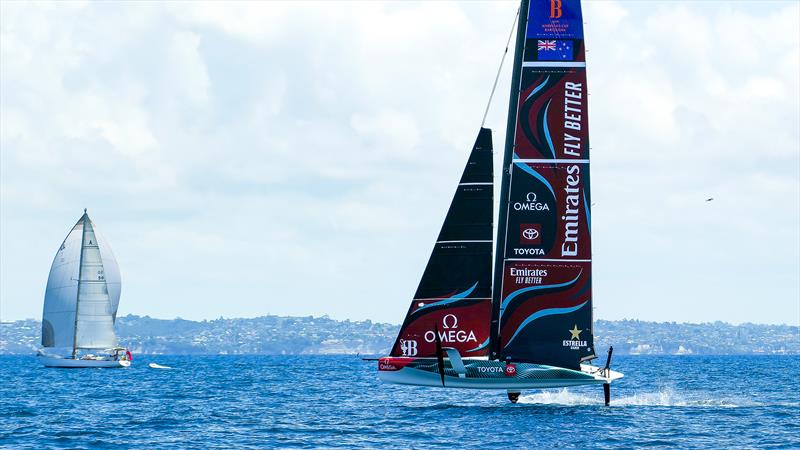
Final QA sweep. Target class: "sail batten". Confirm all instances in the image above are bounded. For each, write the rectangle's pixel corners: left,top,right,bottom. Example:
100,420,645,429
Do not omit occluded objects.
492,0,595,369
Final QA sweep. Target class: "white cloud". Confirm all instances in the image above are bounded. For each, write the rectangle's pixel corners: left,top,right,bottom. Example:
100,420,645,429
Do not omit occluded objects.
350,110,421,159
1,1,797,325
167,31,211,108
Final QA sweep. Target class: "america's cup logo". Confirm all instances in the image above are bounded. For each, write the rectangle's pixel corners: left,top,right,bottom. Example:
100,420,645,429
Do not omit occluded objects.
550,0,563,19
399,339,418,356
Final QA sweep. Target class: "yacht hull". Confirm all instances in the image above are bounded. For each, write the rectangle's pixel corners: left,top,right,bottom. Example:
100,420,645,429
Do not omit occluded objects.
378,357,622,389
39,355,130,368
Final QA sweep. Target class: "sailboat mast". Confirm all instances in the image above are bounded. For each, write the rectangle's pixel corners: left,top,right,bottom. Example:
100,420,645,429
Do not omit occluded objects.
490,0,529,360
71,210,88,358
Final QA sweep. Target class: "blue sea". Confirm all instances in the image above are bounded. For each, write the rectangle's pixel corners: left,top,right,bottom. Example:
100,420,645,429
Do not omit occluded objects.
1,355,798,449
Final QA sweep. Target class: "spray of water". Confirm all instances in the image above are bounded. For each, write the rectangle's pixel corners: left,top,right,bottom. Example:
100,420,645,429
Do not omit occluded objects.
517,387,754,407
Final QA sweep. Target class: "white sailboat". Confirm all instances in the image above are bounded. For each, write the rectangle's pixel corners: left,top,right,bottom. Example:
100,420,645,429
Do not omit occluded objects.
38,209,131,368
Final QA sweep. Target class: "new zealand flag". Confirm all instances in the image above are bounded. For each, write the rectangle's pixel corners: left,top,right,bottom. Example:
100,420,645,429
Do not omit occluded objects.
537,40,573,61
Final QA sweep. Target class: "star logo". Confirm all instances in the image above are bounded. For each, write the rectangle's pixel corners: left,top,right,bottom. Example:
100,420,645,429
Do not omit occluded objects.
569,325,582,340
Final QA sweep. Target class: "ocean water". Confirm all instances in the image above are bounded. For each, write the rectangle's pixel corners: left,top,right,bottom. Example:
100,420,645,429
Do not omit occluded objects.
1,355,798,449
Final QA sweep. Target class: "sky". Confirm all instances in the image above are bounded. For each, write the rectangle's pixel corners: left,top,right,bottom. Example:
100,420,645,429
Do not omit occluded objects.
1,1,798,325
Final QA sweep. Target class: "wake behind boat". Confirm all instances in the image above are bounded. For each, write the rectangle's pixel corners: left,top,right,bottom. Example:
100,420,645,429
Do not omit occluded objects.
148,363,172,369
378,0,623,403
37,210,131,369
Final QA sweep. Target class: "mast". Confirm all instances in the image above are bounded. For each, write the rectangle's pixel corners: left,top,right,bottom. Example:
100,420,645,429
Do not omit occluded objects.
490,0,529,360
71,209,88,358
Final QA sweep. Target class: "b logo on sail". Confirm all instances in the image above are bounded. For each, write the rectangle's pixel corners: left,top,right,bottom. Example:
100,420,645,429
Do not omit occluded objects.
550,0,563,19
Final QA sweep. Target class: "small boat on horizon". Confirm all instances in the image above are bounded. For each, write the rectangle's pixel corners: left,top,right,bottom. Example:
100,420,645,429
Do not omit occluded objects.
377,0,623,403
38,209,131,368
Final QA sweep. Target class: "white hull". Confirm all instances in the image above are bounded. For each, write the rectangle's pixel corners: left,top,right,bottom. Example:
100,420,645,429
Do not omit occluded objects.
39,355,130,368
378,357,622,390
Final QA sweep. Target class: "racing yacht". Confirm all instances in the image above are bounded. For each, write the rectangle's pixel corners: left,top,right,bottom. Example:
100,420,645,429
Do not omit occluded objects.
377,0,623,403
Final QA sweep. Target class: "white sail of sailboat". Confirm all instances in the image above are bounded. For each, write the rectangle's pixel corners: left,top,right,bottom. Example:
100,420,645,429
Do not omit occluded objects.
38,209,131,368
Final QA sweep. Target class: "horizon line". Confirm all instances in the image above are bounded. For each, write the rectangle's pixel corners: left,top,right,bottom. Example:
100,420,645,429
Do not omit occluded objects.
2,313,798,329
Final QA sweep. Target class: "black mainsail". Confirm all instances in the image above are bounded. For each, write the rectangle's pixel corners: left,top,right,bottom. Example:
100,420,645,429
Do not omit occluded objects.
390,128,494,358
491,0,595,369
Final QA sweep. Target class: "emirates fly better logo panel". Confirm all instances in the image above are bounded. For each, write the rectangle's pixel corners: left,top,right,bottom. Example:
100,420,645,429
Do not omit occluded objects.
505,163,591,260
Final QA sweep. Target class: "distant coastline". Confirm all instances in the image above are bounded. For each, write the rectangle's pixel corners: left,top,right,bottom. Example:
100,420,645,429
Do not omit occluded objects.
1,315,797,356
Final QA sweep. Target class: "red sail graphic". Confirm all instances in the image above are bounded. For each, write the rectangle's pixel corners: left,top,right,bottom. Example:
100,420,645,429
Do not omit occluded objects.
516,70,588,160
391,298,492,358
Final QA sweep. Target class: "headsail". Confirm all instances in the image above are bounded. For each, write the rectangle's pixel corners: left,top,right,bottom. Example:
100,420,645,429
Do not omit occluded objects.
390,128,494,358
492,0,594,369
74,216,118,350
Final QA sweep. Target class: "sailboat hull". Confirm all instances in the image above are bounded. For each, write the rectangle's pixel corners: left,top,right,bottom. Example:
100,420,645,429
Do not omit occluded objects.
378,357,622,389
38,355,130,368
